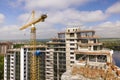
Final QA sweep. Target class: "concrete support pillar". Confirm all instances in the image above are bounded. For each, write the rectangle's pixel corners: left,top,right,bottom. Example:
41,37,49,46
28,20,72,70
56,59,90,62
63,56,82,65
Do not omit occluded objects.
91,46,93,51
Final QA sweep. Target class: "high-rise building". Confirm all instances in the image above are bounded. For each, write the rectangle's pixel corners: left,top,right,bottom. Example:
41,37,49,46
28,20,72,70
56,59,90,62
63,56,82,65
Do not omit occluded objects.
61,27,120,80
4,49,20,80
4,45,47,80
46,32,66,80
20,45,46,80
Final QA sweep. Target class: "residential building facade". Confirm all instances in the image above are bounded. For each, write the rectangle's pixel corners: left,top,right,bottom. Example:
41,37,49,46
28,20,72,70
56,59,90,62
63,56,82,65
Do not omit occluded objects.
4,49,20,80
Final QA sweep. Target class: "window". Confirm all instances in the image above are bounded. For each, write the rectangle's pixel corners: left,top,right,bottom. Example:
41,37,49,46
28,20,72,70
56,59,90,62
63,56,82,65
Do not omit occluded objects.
70,52,74,55
24,48,26,50
11,77,14,79
24,75,26,78
70,39,74,41
68,29,70,32
70,57,74,59
89,55,96,62
11,66,14,68
46,56,50,58
11,69,14,71
76,29,77,31
76,54,87,60
97,55,107,62
70,61,74,63
70,33,74,37
93,46,97,50
70,43,75,46
70,48,74,50
81,39,88,43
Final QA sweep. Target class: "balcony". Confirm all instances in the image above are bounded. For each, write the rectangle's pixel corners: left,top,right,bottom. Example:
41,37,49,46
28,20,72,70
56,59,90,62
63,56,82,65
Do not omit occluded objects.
74,50,110,55
77,35,99,39
77,42,103,46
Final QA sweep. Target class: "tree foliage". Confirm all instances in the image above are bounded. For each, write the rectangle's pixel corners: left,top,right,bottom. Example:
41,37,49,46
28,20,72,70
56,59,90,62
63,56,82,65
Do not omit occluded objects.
0,55,4,80
13,44,25,48
101,39,120,51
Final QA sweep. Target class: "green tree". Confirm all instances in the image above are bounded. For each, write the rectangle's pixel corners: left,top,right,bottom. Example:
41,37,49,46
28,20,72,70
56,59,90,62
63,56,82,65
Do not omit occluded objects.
0,55,4,80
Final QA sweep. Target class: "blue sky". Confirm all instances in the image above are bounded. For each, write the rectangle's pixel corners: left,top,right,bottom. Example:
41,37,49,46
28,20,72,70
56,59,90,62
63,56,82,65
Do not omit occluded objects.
0,0,120,40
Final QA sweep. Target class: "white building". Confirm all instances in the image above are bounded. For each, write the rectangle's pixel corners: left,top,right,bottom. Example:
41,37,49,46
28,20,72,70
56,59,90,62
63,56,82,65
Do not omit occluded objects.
4,45,47,80
4,49,20,80
61,27,119,80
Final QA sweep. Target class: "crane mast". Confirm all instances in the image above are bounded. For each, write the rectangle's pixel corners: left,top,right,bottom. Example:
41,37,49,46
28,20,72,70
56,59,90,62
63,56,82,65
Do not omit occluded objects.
19,11,47,80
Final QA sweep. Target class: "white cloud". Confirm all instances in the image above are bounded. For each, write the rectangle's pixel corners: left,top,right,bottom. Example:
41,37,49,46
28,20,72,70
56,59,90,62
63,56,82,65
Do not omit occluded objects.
1,21,120,40
23,0,92,10
0,25,26,40
8,0,94,10
0,13,5,24
3,0,119,40
106,2,120,14
18,9,107,25
49,9,107,24
90,21,120,38
70,10,107,22
11,0,107,25
18,13,31,24
16,8,108,39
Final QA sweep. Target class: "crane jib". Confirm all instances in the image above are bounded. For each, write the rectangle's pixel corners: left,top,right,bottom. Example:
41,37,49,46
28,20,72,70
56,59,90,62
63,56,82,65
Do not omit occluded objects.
19,14,47,30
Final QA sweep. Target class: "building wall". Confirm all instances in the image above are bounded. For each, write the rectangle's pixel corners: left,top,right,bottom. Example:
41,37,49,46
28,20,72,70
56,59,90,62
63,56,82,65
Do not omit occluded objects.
4,46,46,80
45,49,54,80
20,46,46,80
47,33,66,80
20,48,24,80
65,27,80,70
4,49,20,80
0,42,13,55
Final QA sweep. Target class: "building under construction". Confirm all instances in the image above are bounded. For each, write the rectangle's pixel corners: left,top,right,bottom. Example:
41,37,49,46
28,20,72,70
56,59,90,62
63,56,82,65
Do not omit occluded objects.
61,27,120,80
4,27,120,80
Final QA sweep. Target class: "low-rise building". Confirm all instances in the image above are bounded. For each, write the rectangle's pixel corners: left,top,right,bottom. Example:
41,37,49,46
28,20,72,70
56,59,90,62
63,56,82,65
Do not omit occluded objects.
0,42,13,55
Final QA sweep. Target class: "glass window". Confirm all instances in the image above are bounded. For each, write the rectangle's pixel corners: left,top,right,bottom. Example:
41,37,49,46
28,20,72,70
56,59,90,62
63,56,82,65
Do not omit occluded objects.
70,33,74,37
89,55,96,62
81,39,88,43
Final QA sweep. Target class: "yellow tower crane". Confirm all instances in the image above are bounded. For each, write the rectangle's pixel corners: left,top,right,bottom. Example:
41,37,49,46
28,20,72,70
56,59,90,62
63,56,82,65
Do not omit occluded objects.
19,11,47,80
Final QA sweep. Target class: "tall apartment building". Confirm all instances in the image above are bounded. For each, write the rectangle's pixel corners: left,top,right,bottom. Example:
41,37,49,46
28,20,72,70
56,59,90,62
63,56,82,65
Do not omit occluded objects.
45,27,104,79
4,27,114,80
61,27,118,80
4,49,20,80
4,45,47,80
20,45,46,80
65,27,113,67
46,32,66,80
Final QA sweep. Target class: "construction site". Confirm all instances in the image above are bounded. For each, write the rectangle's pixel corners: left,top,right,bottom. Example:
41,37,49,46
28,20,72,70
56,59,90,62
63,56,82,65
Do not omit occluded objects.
3,11,120,80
